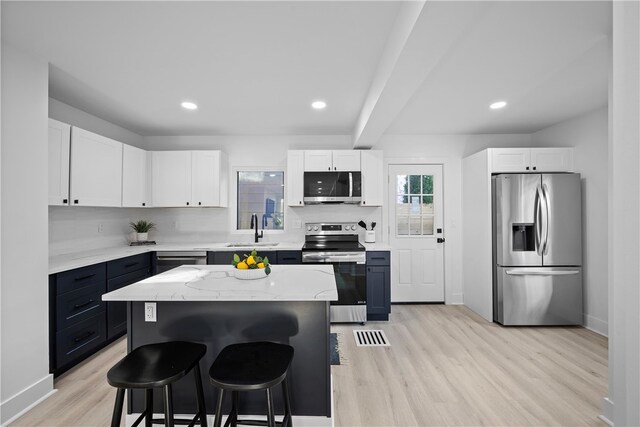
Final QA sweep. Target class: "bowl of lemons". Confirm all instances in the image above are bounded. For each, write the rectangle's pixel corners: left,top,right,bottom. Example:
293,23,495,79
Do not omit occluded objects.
232,249,272,280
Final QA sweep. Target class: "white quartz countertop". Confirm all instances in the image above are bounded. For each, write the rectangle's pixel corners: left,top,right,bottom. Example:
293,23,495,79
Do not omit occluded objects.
102,265,338,302
361,242,393,251
48,242,304,274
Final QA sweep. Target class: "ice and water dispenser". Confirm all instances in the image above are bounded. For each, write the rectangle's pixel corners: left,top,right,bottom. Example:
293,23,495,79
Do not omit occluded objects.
512,223,534,251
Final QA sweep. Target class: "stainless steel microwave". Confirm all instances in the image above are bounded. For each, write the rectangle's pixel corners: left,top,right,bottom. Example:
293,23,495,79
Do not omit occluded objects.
303,172,362,204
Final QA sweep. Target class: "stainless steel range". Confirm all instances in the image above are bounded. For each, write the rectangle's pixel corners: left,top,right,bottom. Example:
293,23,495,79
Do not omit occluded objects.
302,222,366,323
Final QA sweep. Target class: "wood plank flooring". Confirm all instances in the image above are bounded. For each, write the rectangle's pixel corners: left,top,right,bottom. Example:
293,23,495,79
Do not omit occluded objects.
13,305,608,426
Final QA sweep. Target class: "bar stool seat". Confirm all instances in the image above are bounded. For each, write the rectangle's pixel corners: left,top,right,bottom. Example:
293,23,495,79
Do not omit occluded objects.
108,341,208,427
209,342,294,427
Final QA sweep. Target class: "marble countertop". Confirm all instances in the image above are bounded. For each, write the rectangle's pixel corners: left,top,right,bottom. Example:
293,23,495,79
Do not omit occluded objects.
102,264,338,302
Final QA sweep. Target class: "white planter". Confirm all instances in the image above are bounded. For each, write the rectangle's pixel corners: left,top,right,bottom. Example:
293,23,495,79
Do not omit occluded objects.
137,232,149,242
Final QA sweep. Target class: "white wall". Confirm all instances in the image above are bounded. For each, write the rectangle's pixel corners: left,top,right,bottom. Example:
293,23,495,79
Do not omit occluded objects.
0,44,53,425
531,107,608,336
607,2,639,425
49,98,144,148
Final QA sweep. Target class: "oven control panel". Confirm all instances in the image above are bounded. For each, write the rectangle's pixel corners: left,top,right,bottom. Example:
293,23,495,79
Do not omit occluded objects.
305,222,358,234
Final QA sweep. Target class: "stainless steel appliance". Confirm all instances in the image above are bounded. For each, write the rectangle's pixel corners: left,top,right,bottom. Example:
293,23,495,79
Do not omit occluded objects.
302,222,366,323
303,171,361,204
156,251,207,274
492,173,582,325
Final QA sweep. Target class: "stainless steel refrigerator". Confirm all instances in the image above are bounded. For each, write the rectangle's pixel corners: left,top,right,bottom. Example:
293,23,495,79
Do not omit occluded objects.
492,173,582,325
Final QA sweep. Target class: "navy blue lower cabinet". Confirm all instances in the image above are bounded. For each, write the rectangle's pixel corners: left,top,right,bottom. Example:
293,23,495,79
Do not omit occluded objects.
366,265,391,321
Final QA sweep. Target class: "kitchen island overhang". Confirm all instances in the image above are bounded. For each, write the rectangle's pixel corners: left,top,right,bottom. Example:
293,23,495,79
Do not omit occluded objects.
103,265,337,420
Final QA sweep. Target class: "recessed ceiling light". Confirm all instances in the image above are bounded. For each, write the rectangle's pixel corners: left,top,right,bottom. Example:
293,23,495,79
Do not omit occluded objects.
490,101,507,110
311,100,327,110
181,101,198,110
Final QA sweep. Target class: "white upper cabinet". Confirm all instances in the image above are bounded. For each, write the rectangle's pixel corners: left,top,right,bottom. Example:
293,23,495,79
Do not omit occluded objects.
287,150,305,206
48,119,71,206
304,150,333,171
332,150,361,171
303,150,361,172
191,151,228,207
360,150,383,206
490,147,573,173
530,148,574,172
151,151,192,207
70,127,123,207
152,150,228,208
122,145,150,207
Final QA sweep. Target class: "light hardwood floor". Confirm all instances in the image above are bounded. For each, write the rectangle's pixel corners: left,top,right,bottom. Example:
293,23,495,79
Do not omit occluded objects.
13,305,608,426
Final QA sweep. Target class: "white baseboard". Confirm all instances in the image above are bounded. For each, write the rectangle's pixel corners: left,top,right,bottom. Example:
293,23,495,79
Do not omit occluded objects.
584,314,608,337
447,293,464,305
125,414,332,427
0,375,55,426
600,397,614,426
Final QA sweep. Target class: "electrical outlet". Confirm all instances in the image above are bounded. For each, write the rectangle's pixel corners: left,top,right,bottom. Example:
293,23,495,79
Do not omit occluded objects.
98,223,104,233
293,220,302,229
145,302,157,322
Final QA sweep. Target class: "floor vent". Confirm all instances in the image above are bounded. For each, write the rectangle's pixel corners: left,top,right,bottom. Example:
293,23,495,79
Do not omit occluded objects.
353,330,391,347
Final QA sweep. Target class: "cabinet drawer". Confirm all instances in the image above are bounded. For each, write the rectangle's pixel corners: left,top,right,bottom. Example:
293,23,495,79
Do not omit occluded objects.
56,313,106,368
276,251,302,264
56,282,105,331
107,269,150,340
107,253,150,279
366,251,390,266
56,263,106,295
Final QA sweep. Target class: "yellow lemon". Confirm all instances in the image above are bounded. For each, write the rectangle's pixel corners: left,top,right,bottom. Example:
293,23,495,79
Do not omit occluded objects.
246,256,256,265
237,261,249,270
257,262,265,269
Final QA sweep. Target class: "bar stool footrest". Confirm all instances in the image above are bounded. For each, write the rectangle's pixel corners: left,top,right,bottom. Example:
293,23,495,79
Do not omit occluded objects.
150,413,204,426
232,416,291,427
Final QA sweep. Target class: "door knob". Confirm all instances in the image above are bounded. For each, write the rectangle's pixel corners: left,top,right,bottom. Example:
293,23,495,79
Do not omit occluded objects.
437,238,445,243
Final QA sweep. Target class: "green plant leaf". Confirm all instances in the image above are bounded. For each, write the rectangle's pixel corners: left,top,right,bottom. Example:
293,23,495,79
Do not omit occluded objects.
233,254,240,263
263,256,269,265
251,249,257,257
232,260,238,267
265,266,271,275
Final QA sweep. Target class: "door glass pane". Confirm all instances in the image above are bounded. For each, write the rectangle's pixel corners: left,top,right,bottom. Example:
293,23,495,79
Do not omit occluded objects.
395,173,436,236
409,175,421,194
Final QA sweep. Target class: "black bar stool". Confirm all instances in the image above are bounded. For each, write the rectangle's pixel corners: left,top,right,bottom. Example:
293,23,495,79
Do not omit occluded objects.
107,341,208,427
209,342,294,427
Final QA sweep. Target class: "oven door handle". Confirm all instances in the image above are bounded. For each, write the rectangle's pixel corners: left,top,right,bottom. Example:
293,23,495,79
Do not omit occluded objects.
302,253,366,264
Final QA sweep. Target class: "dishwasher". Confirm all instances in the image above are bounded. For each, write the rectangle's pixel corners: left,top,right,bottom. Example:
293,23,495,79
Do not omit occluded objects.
156,251,207,274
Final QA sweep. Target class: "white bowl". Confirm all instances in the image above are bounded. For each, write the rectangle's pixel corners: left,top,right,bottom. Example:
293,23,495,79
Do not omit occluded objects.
233,267,269,280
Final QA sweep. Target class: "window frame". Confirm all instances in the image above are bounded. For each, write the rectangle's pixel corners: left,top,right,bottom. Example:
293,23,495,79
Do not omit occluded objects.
230,165,287,235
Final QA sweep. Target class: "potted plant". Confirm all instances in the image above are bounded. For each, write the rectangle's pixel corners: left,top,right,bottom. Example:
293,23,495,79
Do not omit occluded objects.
129,220,156,242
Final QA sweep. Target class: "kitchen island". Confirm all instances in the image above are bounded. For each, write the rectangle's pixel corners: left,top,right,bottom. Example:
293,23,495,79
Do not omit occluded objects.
102,264,337,421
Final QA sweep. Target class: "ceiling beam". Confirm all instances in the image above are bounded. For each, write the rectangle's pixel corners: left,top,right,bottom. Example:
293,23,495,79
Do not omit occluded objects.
352,2,490,148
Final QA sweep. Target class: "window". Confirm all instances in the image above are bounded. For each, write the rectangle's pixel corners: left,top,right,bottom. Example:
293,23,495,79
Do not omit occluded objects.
237,171,284,230
395,174,434,235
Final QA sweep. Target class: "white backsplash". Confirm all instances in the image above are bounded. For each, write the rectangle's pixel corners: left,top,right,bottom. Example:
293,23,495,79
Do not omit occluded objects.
49,204,383,256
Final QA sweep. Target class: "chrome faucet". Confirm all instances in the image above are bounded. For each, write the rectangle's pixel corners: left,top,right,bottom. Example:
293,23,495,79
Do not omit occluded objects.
250,213,264,243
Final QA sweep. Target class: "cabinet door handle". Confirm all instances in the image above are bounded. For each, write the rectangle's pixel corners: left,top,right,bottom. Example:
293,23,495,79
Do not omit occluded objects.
73,299,95,309
363,201,366,205
74,274,96,281
328,167,330,170
299,201,302,205
525,167,530,171
370,257,386,260
124,262,138,268
63,198,68,204
142,202,146,207
186,202,190,206
334,166,336,170
198,202,202,206
73,330,96,343
74,199,79,204
533,166,537,170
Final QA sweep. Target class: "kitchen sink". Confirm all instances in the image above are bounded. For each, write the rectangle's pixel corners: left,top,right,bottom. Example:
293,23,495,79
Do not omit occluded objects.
225,242,279,248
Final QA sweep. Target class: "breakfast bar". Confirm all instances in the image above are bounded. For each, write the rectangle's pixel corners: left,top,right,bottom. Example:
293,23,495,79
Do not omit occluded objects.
102,264,337,420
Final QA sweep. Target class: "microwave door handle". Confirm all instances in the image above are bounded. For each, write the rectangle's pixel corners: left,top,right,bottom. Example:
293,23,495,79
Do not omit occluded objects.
349,172,353,198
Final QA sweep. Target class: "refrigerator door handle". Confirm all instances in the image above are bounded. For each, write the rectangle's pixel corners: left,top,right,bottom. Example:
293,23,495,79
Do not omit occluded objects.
541,183,550,255
505,269,580,276
534,185,543,255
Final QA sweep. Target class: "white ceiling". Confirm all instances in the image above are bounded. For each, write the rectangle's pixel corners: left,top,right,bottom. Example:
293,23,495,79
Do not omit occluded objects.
2,1,611,139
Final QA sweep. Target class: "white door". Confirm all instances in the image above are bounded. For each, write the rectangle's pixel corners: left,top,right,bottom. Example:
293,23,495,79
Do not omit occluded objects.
388,164,445,302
